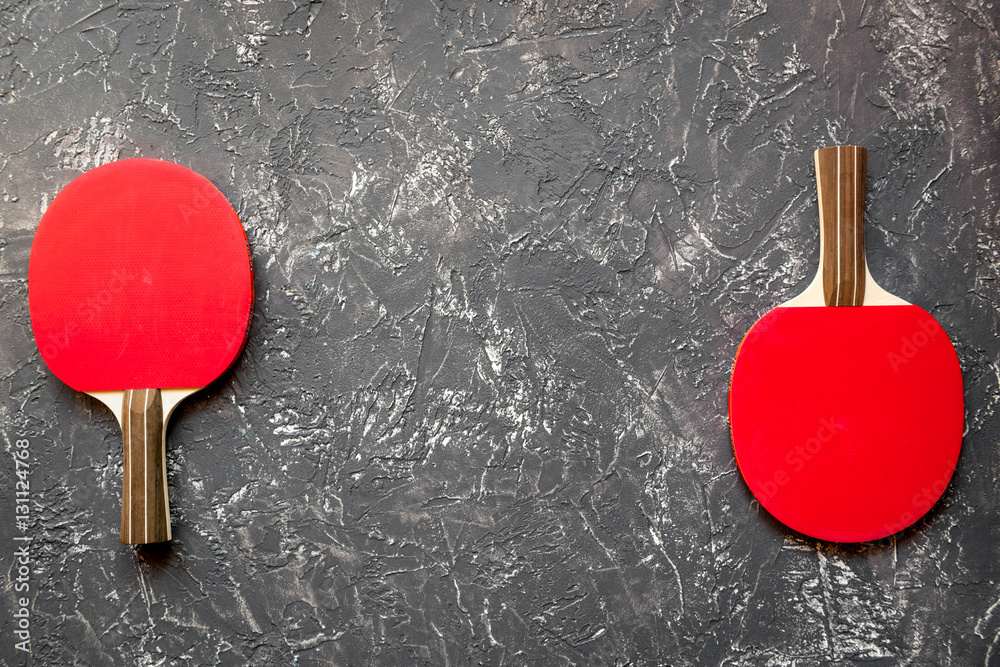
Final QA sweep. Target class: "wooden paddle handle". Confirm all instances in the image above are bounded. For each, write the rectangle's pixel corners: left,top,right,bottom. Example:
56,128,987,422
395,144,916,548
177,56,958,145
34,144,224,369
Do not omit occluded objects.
815,145,867,307
120,388,171,544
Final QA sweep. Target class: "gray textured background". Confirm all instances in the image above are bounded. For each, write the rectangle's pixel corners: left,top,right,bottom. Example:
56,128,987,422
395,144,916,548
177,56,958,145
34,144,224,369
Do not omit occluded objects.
1,1,998,665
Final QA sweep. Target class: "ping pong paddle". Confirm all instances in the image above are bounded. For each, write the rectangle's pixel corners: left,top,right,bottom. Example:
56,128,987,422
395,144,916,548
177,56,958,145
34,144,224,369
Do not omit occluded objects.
29,158,253,544
729,145,963,543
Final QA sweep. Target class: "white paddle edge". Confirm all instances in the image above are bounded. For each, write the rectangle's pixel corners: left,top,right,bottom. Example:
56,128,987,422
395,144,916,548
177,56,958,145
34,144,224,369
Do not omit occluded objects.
781,263,908,307
86,387,199,543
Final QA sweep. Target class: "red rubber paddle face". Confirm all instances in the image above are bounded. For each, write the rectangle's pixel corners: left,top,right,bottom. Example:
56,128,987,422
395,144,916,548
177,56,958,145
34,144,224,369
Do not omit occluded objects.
729,306,963,542
29,159,253,392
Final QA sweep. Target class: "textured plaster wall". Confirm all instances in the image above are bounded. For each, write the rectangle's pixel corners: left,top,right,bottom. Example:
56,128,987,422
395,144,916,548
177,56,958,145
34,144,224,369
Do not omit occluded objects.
0,1,998,665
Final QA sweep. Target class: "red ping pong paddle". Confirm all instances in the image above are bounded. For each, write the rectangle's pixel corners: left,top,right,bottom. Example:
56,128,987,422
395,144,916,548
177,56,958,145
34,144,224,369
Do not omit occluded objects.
729,146,963,543
29,159,253,544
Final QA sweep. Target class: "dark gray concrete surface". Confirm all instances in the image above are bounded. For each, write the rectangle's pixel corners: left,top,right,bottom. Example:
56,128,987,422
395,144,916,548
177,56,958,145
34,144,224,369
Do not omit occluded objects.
1,1,998,664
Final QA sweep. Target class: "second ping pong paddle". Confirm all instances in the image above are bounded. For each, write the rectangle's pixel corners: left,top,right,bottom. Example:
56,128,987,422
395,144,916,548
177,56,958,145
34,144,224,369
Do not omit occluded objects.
729,146,963,543
29,159,253,544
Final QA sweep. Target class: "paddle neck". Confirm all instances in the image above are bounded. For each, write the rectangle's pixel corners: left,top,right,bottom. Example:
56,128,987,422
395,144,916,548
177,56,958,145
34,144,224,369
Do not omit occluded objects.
815,145,868,307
